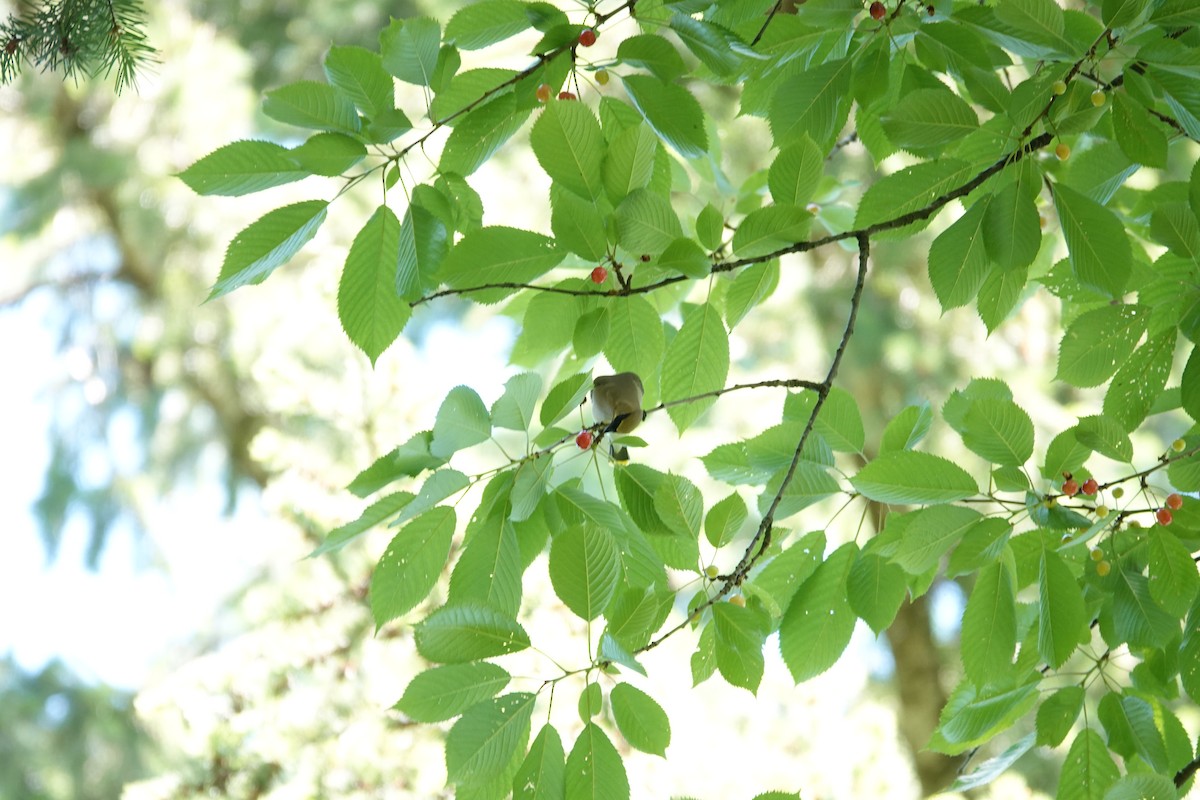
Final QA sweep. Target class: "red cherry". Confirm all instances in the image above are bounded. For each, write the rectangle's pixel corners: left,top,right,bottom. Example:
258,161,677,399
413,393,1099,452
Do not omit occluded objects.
578,28,597,47
590,266,608,284
576,431,594,449
1062,479,1079,497
536,83,551,103
557,91,577,101
1081,478,1098,496
1156,508,1174,526
1166,493,1184,510
869,1,886,20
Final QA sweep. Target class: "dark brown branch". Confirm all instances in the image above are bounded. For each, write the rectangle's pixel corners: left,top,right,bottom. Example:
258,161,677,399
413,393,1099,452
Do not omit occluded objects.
750,0,785,47
639,233,871,655
648,378,824,412
1176,756,1200,789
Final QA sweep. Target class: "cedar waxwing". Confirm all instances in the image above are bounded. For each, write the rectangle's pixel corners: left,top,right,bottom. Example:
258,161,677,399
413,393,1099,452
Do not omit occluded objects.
591,372,645,460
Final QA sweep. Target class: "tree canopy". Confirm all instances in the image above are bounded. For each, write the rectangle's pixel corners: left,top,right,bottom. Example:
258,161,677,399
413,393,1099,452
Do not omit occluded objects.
21,0,1200,797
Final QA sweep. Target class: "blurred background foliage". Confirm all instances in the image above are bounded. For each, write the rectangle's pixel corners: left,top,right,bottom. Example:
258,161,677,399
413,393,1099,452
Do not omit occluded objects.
0,0,1177,798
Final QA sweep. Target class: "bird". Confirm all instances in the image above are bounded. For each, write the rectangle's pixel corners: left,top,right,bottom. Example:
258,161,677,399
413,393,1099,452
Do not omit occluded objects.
590,372,645,460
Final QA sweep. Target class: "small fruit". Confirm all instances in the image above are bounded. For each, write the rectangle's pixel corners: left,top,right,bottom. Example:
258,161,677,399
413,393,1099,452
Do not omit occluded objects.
578,28,597,47
869,1,886,20
1095,505,1109,519
1156,507,1174,526
729,594,746,607
1062,478,1079,497
704,565,719,579
805,202,821,214
1055,142,1071,160
595,68,609,86
1052,80,1067,96
536,83,551,103
590,266,608,284
1167,493,1184,510
1173,438,1187,452
1081,478,1098,495
1096,560,1111,577
926,5,935,16
1090,548,1104,562
576,430,594,449
640,254,651,262
558,91,577,100
1091,90,1106,107
1112,487,1124,499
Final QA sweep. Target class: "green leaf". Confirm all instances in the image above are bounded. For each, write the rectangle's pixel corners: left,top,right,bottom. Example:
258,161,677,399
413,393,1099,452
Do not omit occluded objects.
620,74,708,159
656,237,711,279
892,506,983,574
959,398,1035,467
930,679,1039,755
1102,775,1178,800
337,205,409,364
977,263,1028,333
704,491,747,548
510,457,553,523
713,601,770,692
948,733,1036,793
313,491,413,556
768,58,853,150
1056,729,1118,800
208,201,328,300
573,308,610,358
779,543,858,682
1039,549,1087,669
881,87,979,152
668,14,746,77
445,692,535,788
448,518,523,616
1103,329,1174,431
1105,570,1179,649
1074,415,1133,463
880,403,933,453
850,451,978,505
856,159,976,237
661,302,729,433
691,622,717,686
846,552,907,634
1151,202,1200,262
983,181,1041,271
1053,184,1133,298
431,385,492,458
323,45,395,118
262,81,360,134
514,725,565,800
653,474,702,541
1102,0,1150,27
759,461,840,520
598,631,648,677
695,204,723,251
731,205,812,259
1036,686,1084,747
615,188,683,256
414,603,531,663
610,683,670,756
370,506,457,628
605,296,666,381
492,372,542,432
391,468,469,528
549,524,621,620
396,203,448,300
550,185,608,261
1056,304,1149,388
604,583,670,651
539,373,591,428
1112,91,1167,168
532,101,606,201
381,17,441,86
744,530,825,618
604,122,657,204
395,662,510,722
445,0,530,49
290,132,367,176
441,95,531,176
565,723,629,800
725,261,780,328
928,201,990,310
616,34,686,82
178,140,307,196
768,135,823,207
960,562,1017,686
1146,531,1200,616
440,226,562,289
